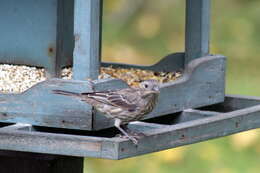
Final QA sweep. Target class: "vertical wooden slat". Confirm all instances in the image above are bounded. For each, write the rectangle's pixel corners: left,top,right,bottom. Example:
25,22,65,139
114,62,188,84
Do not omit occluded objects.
185,0,210,65
55,0,65,78
73,0,102,80
56,0,74,77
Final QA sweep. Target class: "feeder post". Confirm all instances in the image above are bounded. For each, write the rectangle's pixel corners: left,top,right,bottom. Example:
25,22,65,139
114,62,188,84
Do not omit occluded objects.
73,0,103,80
185,0,211,65
0,151,83,173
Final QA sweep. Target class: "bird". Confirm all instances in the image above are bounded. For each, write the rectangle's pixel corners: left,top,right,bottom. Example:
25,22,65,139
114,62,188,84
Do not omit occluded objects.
53,80,160,144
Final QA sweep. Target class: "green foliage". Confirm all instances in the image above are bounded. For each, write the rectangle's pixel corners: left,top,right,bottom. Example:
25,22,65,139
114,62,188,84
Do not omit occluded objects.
85,0,260,172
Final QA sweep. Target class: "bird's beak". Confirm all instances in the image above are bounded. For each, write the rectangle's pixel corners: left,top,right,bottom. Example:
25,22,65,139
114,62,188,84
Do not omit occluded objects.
154,86,160,92
153,86,160,93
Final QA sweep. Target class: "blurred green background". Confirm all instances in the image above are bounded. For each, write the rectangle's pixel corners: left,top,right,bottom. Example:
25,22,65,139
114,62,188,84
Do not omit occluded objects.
85,0,260,172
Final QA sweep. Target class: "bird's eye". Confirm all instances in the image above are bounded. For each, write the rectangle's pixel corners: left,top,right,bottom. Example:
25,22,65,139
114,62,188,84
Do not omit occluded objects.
144,84,148,88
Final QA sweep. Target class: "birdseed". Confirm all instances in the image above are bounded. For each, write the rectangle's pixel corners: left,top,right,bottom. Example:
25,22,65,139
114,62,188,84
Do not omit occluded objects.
0,64,46,93
99,67,181,87
0,64,181,93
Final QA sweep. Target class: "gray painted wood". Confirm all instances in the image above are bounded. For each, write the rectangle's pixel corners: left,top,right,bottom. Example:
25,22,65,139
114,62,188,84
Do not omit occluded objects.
0,55,225,130
185,0,210,65
198,95,260,113
224,95,260,110
56,0,74,77
102,52,185,72
0,0,60,77
93,55,226,130
0,79,94,130
73,0,102,80
0,123,32,131
0,78,128,130
127,122,171,134
0,96,258,159
0,126,119,159
116,103,260,159
0,0,75,77
175,109,219,123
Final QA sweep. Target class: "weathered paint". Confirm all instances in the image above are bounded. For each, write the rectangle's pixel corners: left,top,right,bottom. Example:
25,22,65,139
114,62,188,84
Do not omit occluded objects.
0,96,258,159
56,0,74,77
73,0,102,80
116,97,260,159
0,79,94,130
0,0,74,77
0,55,225,130
185,0,210,65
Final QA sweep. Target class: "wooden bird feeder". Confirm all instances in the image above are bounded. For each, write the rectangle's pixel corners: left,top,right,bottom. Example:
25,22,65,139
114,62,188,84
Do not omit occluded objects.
0,0,258,172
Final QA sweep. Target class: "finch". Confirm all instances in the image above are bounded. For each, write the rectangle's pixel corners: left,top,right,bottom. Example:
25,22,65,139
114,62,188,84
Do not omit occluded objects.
53,80,160,144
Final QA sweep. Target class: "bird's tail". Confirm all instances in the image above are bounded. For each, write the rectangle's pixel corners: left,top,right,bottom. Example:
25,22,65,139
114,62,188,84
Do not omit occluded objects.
52,90,81,97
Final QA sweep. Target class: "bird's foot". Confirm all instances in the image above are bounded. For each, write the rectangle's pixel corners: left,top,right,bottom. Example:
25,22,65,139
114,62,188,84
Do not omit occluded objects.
116,134,139,145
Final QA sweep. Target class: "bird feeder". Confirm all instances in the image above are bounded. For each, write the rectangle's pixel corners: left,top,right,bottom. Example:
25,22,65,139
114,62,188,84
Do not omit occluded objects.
0,0,258,172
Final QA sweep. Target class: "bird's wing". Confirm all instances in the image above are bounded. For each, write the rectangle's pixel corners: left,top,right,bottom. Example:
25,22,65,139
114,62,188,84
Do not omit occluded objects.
81,89,138,110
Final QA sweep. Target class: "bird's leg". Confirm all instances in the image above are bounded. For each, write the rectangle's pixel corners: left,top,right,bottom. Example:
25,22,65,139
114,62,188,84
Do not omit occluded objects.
114,119,138,145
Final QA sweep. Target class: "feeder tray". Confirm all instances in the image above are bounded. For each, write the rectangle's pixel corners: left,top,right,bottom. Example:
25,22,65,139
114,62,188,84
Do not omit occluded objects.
0,54,225,130
0,95,258,159
0,1,256,172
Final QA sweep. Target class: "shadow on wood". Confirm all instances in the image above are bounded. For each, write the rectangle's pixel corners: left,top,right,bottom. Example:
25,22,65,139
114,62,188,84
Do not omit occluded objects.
0,150,83,173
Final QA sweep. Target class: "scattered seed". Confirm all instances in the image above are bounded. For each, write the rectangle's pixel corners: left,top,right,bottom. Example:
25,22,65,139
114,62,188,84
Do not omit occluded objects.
0,64,181,93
